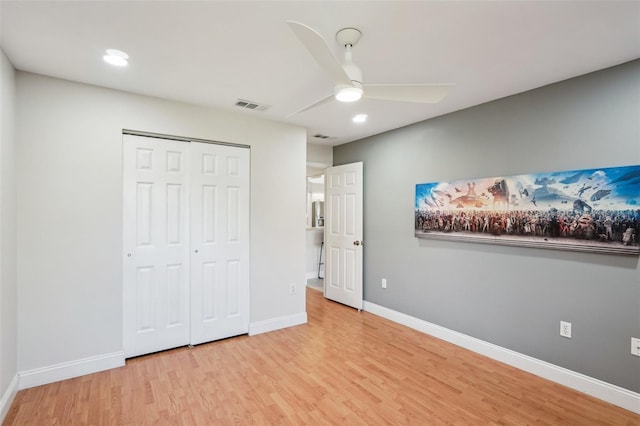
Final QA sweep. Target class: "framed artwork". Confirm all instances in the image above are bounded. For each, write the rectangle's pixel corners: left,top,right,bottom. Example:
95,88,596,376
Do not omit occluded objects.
415,165,640,255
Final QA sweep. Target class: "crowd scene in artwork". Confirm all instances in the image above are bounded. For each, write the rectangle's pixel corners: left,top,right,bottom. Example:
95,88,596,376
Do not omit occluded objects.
415,207,639,246
416,167,640,248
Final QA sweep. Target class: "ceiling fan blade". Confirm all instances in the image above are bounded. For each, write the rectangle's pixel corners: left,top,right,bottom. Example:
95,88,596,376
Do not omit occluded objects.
286,21,353,87
363,83,455,103
286,94,335,118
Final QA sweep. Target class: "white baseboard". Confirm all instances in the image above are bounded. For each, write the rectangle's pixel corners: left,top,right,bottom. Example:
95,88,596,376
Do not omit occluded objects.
0,374,19,424
19,351,125,390
249,312,308,336
363,301,640,415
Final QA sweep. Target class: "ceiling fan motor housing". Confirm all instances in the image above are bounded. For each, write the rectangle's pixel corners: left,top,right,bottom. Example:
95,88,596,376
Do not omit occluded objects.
336,27,362,47
337,28,363,87
342,61,363,86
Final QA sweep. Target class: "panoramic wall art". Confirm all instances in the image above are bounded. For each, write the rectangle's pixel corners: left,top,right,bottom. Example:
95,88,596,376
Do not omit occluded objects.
414,165,640,255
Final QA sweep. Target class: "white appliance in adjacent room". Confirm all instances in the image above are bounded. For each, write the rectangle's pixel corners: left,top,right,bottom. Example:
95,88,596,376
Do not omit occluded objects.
312,200,324,228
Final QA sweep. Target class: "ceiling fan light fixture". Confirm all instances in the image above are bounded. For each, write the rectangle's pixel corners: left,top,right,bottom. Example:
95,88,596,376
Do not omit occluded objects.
335,86,362,102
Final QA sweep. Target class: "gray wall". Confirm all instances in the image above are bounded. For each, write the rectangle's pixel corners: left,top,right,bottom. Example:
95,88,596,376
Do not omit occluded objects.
334,60,640,393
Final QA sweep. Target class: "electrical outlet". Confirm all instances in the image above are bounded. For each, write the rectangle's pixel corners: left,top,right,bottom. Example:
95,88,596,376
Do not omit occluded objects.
289,283,296,295
560,321,572,338
631,337,640,357
381,278,387,289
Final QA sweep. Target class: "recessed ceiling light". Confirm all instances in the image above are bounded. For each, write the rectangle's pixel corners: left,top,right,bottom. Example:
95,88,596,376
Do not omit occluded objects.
103,49,129,67
353,114,368,123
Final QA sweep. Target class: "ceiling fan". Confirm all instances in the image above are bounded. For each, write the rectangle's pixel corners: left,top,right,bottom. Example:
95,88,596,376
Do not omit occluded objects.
286,21,454,116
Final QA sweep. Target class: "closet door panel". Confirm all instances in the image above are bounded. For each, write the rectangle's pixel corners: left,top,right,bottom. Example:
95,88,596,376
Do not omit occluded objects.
123,135,191,358
190,142,250,345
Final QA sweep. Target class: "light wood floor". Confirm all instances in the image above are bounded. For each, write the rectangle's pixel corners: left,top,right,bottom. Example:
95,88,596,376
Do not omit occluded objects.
5,288,639,425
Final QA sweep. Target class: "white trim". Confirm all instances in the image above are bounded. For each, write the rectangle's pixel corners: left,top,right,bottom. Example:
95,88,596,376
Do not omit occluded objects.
249,312,308,336
363,301,640,415
306,283,324,293
306,161,330,169
0,374,19,423
306,272,320,280
19,351,125,390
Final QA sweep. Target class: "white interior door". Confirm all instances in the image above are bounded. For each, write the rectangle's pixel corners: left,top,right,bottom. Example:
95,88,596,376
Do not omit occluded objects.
123,134,191,358
123,135,250,358
189,142,250,345
324,162,363,310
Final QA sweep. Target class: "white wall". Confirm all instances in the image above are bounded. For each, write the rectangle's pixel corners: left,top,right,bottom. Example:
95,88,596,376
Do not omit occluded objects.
306,143,332,168
15,72,307,380
0,48,18,420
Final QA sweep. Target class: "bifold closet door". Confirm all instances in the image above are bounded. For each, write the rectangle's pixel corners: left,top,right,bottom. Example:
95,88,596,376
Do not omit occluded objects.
123,135,251,358
123,135,191,358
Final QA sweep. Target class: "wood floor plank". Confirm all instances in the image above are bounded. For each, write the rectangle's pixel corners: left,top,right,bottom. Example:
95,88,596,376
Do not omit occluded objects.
4,287,639,425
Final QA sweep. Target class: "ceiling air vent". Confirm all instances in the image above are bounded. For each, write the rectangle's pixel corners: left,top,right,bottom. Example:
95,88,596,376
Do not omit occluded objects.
313,133,330,139
234,99,270,112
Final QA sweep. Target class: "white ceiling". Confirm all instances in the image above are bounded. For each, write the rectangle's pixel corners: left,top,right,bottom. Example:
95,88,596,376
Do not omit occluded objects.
2,1,639,146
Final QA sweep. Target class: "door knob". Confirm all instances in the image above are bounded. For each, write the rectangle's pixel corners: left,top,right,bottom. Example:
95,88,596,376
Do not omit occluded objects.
353,241,360,246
